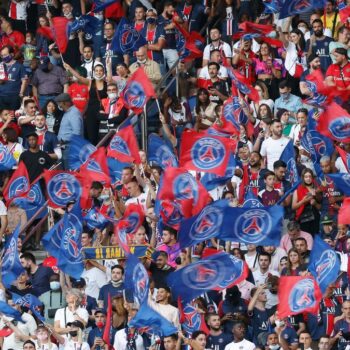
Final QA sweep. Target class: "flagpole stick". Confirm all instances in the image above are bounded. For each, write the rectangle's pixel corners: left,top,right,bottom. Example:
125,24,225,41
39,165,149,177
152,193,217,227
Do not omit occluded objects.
155,98,162,114
45,0,65,64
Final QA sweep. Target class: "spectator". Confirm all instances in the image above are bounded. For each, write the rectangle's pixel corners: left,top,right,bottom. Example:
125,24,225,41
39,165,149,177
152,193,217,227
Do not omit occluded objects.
129,46,162,86
329,26,350,63
0,17,25,53
224,321,255,350
0,45,27,109
20,252,54,296
280,220,313,253
41,99,62,134
19,132,53,182
98,265,124,308
252,252,279,286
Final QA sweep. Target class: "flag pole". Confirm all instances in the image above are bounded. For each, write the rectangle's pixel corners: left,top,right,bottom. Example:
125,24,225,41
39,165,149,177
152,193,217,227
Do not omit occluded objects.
45,0,65,64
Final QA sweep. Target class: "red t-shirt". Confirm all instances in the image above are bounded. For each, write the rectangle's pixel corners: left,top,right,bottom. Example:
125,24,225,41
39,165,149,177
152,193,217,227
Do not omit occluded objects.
0,122,21,144
326,62,350,89
236,50,256,84
0,31,25,52
68,83,89,113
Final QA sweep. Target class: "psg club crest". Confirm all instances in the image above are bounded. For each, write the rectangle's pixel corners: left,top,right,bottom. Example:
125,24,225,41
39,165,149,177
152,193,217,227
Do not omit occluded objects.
234,209,272,244
315,250,337,286
189,206,224,240
155,145,177,168
182,260,224,290
288,278,316,313
8,176,29,199
27,184,43,205
329,117,350,141
191,137,226,171
173,173,199,204
123,81,147,109
132,262,149,304
47,173,82,207
109,136,132,157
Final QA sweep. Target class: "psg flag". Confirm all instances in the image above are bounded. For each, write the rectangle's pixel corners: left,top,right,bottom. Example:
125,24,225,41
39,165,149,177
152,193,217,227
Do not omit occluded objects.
107,125,141,164
317,102,350,142
1,225,25,288
44,170,83,208
121,68,156,115
167,252,248,302
279,0,326,19
148,133,178,169
0,143,16,171
3,161,30,203
180,130,233,176
278,276,322,318
279,140,300,186
308,236,340,294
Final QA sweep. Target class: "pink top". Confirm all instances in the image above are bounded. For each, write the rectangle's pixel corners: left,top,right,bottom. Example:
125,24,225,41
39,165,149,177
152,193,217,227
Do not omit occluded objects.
253,57,282,76
280,230,314,252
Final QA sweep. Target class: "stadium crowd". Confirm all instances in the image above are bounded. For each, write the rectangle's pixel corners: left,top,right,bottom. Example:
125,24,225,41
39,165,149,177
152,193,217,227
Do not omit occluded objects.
1,0,350,350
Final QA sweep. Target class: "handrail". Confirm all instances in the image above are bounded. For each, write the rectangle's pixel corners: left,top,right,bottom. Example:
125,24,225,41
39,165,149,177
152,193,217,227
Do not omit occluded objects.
155,58,180,95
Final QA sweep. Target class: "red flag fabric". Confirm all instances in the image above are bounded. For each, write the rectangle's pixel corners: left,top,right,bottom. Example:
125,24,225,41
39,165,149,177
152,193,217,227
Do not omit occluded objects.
113,220,131,254
179,130,233,176
339,197,350,225
317,102,350,142
80,147,111,187
336,145,350,173
157,167,210,217
239,21,274,34
261,37,284,48
121,68,156,115
105,2,124,19
36,26,54,41
173,20,204,56
107,125,141,163
4,161,30,203
103,294,114,349
123,203,145,234
51,17,70,53
278,276,322,319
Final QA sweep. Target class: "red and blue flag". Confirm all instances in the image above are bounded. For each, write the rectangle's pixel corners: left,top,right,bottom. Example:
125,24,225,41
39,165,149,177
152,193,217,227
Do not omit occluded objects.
0,301,23,322
227,67,259,102
12,293,45,322
107,158,131,189
336,145,350,173
279,140,300,186
325,173,350,196
123,203,145,234
107,125,141,163
278,276,322,318
180,130,233,176
42,219,64,257
44,170,83,208
167,252,248,302
279,0,326,19
121,68,156,115
68,135,96,170
308,236,340,294
3,161,30,203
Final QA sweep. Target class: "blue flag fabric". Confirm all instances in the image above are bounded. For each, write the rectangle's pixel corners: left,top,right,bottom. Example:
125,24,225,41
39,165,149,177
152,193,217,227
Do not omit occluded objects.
41,219,64,257
280,140,300,186
12,293,45,322
167,252,247,302
308,236,340,294
111,18,147,54
0,301,23,322
68,15,99,36
124,254,149,305
279,0,326,18
13,181,47,220
301,112,334,164
68,136,96,170
129,302,178,336
201,155,235,191
93,0,119,11
178,202,283,248
57,203,84,279
243,190,264,208
107,157,131,189
148,134,178,169
0,143,16,171
84,208,111,230
326,174,350,195
1,225,25,288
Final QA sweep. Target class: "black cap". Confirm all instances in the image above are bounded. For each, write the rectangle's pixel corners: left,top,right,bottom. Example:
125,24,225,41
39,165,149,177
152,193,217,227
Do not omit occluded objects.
94,308,106,316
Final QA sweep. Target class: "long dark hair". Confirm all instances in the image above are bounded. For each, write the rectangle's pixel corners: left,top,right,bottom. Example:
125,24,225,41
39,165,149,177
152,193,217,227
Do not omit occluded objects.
195,88,210,114
290,28,306,51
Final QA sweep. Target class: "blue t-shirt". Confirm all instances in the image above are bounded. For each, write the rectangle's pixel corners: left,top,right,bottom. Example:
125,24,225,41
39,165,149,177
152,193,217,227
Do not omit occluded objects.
206,332,233,350
306,37,333,72
0,61,27,96
281,326,299,346
249,308,271,343
140,25,165,64
158,15,177,50
98,283,125,305
30,265,54,297
333,319,350,350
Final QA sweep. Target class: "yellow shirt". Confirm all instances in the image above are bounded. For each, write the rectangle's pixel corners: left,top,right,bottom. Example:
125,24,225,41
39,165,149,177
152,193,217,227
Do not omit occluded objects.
322,12,341,37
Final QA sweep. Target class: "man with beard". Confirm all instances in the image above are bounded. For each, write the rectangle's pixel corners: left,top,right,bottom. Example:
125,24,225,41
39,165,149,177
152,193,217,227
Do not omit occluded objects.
247,151,265,197
206,314,233,350
20,252,54,297
259,119,290,171
300,54,322,95
306,19,334,73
